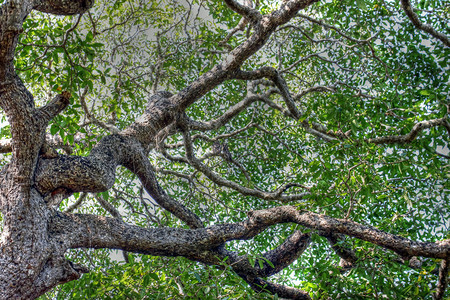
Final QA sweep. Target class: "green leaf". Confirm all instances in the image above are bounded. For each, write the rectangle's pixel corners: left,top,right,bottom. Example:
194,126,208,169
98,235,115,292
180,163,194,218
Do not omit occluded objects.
50,125,59,135
194,272,202,282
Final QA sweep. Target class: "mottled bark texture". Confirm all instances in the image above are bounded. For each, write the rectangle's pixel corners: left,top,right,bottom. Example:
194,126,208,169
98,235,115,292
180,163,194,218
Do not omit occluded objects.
0,0,448,299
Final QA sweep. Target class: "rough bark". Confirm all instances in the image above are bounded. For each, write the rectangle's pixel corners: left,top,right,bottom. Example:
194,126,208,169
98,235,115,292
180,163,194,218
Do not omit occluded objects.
0,0,448,299
0,0,321,298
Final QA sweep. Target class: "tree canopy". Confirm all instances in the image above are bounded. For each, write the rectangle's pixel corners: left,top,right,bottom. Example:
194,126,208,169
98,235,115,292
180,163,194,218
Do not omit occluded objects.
0,0,448,299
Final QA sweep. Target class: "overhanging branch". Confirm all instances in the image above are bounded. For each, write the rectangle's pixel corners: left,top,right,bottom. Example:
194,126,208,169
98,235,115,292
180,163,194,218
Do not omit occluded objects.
52,206,449,261
368,117,450,145
400,0,450,47
33,0,95,15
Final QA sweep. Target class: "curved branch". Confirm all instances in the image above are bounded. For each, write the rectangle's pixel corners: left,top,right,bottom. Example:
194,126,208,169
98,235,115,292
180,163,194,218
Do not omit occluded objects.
57,204,450,260
243,277,311,300
36,134,203,229
400,0,450,47
50,203,450,299
368,117,449,145
232,230,311,277
170,0,319,111
223,0,260,24
234,68,302,118
232,69,340,142
247,206,450,259
181,128,308,202
120,141,204,229
52,209,313,297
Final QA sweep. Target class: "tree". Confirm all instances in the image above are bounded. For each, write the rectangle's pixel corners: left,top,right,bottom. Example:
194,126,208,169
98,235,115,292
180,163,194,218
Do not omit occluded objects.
0,0,448,298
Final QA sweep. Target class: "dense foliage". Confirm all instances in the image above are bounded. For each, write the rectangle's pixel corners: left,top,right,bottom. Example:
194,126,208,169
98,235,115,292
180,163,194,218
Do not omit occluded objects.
0,0,448,299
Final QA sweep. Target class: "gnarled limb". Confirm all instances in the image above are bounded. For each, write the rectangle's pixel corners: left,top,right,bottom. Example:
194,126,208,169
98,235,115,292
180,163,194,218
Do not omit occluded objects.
52,204,450,261
50,209,312,297
48,202,450,297
247,206,450,259
36,91,71,123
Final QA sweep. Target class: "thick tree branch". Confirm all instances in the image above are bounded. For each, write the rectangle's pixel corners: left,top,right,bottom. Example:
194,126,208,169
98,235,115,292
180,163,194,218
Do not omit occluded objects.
33,254,88,296
35,138,118,194
169,0,319,112
0,0,33,80
53,206,450,260
36,91,71,123
400,0,450,47
271,0,320,27
51,209,312,297
33,0,95,15
35,134,203,229
247,206,450,259
223,0,261,24
43,200,449,299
